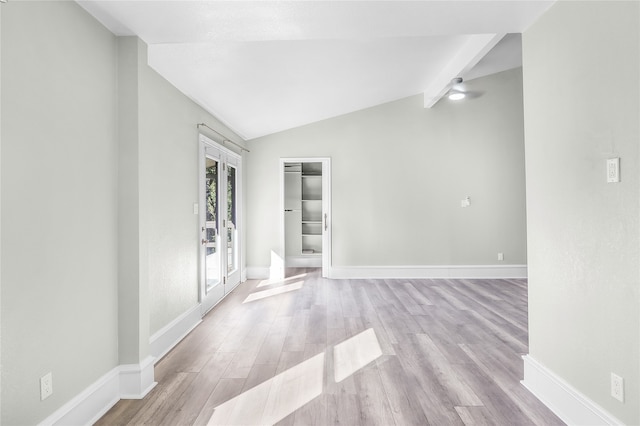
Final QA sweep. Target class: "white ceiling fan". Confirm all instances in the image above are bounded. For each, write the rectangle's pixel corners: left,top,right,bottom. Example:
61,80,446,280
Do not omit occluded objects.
446,77,484,101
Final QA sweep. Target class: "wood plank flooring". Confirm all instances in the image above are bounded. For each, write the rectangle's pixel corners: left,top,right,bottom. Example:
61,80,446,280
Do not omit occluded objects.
96,269,564,425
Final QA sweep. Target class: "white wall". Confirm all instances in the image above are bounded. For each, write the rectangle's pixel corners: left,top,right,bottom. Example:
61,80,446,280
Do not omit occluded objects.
137,41,245,335
246,68,527,274
0,3,3,422
1,2,245,423
523,1,639,424
117,36,149,366
1,2,119,424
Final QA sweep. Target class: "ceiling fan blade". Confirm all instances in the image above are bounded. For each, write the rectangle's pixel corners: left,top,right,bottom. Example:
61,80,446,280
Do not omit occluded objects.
464,90,485,99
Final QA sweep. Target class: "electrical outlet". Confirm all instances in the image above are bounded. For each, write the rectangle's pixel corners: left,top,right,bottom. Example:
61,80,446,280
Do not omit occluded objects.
611,373,624,402
607,158,620,183
498,252,504,261
40,372,53,400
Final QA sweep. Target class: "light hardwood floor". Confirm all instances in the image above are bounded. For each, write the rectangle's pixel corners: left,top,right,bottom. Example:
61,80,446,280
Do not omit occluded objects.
97,269,564,425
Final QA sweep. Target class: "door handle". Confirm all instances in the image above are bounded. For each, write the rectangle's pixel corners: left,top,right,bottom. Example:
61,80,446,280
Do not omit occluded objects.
201,239,207,245
324,213,328,231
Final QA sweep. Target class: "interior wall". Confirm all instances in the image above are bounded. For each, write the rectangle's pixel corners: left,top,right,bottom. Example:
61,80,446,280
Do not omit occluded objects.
1,2,246,423
136,41,245,336
246,67,527,271
1,3,5,422
1,2,119,424
523,1,639,424
117,36,148,365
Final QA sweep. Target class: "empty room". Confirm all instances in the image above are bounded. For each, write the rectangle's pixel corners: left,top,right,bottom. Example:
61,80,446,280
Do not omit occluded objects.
1,1,638,425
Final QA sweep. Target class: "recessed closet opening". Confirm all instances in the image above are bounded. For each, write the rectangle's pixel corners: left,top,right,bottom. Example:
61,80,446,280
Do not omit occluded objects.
280,158,331,278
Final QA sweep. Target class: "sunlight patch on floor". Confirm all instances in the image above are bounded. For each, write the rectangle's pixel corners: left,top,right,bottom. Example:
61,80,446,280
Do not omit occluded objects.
208,328,383,425
256,273,308,288
333,328,383,383
243,281,304,303
207,353,324,425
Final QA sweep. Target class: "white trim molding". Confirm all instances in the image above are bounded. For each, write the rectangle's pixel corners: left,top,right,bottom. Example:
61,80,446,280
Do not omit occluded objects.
522,355,623,426
119,356,157,399
247,266,271,280
38,304,213,425
150,304,202,362
38,357,157,426
329,265,527,279
246,265,527,280
286,255,322,268
37,369,120,426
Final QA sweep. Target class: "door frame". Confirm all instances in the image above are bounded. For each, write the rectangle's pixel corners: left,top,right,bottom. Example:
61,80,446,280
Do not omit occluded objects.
279,157,332,279
199,134,244,315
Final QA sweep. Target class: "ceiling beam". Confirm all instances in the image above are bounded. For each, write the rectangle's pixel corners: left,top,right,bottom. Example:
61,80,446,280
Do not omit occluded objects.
423,33,505,108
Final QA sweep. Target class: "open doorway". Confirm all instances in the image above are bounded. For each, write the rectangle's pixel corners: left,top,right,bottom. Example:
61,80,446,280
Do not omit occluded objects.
280,158,331,278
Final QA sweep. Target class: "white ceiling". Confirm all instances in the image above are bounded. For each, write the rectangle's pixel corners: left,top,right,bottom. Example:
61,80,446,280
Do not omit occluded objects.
78,1,555,140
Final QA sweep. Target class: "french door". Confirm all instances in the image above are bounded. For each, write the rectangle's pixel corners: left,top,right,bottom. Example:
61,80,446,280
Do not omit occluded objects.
199,136,242,315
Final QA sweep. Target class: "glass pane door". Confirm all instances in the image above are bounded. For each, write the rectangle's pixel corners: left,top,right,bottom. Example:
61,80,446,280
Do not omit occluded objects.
205,156,221,291
226,163,237,275
200,136,242,314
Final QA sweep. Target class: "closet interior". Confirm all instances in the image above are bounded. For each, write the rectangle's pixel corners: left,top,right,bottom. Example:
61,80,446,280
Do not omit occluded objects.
284,162,323,267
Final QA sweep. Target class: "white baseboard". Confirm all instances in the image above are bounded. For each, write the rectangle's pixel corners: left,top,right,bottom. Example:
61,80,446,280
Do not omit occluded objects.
286,255,322,268
119,356,157,399
150,304,202,362
38,368,120,426
246,264,527,280
40,302,205,426
329,264,528,279
38,304,217,425
247,266,271,280
522,355,623,426
38,357,157,426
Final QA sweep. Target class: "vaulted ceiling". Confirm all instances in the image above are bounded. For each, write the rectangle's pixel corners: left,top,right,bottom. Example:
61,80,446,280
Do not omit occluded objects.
78,1,555,140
